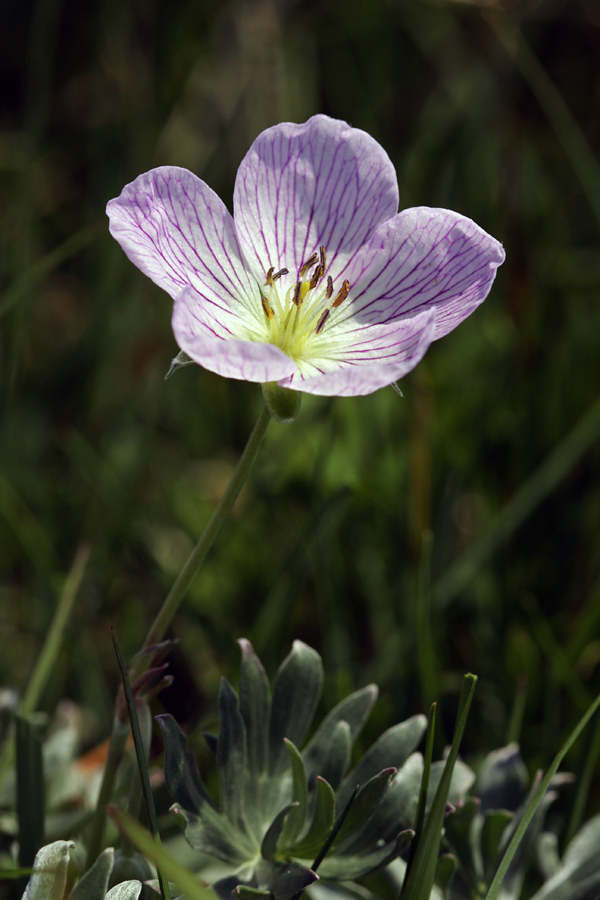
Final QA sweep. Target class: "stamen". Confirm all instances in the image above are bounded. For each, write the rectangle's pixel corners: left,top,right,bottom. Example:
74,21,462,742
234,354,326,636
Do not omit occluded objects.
326,275,334,299
272,267,288,282
309,264,321,290
331,279,350,308
261,296,275,319
319,245,326,273
315,309,330,334
299,252,318,278
292,281,302,307
264,266,275,286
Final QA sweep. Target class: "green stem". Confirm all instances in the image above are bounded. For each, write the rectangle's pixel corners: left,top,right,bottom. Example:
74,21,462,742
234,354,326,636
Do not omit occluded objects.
141,400,272,654
0,545,89,793
85,401,272,868
21,545,90,716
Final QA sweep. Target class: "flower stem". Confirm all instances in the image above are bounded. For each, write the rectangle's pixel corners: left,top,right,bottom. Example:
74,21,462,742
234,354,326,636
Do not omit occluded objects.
85,401,272,868
141,400,272,653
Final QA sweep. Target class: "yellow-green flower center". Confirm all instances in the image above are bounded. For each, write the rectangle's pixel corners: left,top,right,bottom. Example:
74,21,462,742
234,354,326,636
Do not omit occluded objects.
259,247,350,362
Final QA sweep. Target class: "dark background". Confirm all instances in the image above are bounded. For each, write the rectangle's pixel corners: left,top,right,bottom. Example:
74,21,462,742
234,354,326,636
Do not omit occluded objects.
1,0,599,820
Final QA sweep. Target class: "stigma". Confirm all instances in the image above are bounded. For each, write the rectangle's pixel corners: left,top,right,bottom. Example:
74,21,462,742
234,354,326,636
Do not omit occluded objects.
258,247,351,361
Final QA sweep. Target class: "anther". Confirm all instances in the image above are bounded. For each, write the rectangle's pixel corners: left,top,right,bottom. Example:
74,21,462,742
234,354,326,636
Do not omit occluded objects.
299,253,318,278
326,276,334,299
331,279,350,308
319,246,326,272
292,282,302,307
265,267,275,286
315,309,330,334
261,296,275,319
272,268,288,282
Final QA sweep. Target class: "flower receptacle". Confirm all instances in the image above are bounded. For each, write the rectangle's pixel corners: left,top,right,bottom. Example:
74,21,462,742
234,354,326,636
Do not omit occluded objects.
262,383,301,424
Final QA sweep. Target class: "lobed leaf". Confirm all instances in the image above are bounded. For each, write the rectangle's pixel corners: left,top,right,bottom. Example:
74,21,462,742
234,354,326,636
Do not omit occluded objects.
238,639,271,778
339,752,424,856
105,883,142,900
172,800,257,864
110,808,217,900
310,720,352,792
22,840,74,900
217,678,249,832
270,860,318,900
269,642,323,777
293,777,336,858
337,715,427,809
261,804,298,860
68,848,113,900
303,685,378,783
105,884,142,900
331,768,396,851
279,739,308,847
158,714,214,814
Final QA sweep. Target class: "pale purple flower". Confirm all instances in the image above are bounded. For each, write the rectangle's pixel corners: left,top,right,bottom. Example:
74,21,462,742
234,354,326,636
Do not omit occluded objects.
107,115,505,397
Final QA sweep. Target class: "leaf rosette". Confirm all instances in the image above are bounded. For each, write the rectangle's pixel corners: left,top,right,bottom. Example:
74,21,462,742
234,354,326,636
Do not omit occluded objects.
158,640,428,900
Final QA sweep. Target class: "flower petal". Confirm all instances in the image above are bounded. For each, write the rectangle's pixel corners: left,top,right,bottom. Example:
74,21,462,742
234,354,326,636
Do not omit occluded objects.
282,308,435,397
107,167,262,325
341,207,505,339
233,115,399,282
173,288,296,383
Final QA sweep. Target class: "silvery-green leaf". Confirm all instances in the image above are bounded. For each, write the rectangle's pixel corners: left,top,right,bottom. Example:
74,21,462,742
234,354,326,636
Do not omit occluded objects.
261,804,299,859
499,772,563,900
481,809,513,883
270,860,318,900
212,875,251,899
337,716,427,809
22,840,74,900
269,642,323,776
427,758,475,808
105,883,142,900
235,886,271,899
280,739,308,846
332,768,395,851
561,814,600,881
172,800,257,864
476,744,529,814
158,714,214,813
217,678,248,832
303,685,378,783
434,853,457,892
309,720,352,792
530,814,600,900
238,640,271,777
444,797,481,877
68,847,113,900
294,777,336,857
317,835,400,880
537,832,561,881
339,752,423,852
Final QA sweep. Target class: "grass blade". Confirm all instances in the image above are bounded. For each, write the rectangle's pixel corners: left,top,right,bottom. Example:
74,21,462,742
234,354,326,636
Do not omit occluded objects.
484,689,600,900
400,674,477,900
109,808,218,900
111,629,171,900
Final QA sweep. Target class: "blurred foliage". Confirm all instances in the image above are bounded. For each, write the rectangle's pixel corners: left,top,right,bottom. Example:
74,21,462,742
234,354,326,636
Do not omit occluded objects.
1,0,600,833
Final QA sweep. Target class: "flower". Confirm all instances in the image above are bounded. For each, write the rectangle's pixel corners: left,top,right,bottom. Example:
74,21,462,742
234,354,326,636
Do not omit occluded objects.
107,115,505,397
